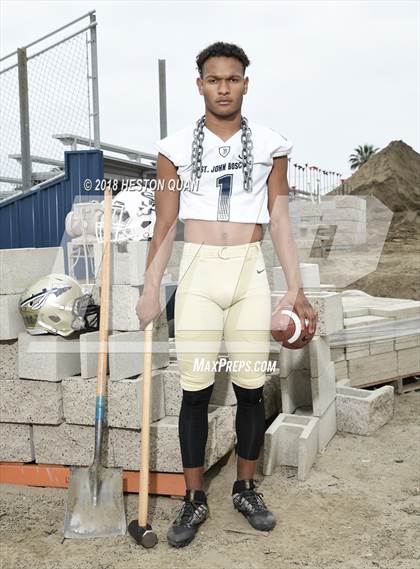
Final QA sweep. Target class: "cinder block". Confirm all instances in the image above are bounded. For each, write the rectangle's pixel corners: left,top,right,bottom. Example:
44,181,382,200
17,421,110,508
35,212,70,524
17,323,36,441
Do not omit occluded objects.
18,332,80,381
0,295,26,340
345,346,370,360
348,351,397,387
369,303,420,319
278,344,310,378
309,336,331,377
336,385,394,435
295,398,337,452
93,241,149,286
334,359,348,381
280,369,310,414
0,246,65,294
0,340,18,380
343,307,370,318
370,340,394,355
263,373,280,419
263,413,319,480
322,208,365,222
395,335,420,350
33,423,96,466
306,292,344,336
79,331,110,380
0,378,63,424
325,195,366,210
107,410,220,472
108,371,165,428
396,347,420,376
272,291,343,336
0,423,34,462
280,362,336,418
344,315,389,329
110,285,169,334
311,362,336,417
161,363,183,416
109,325,169,382
271,263,320,291
63,375,96,425
331,346,345,362
207,404,236,465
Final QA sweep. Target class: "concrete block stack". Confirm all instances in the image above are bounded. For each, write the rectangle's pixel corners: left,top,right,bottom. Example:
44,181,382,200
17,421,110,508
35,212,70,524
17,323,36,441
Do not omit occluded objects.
0,244,242,475
267,197,367,261
321,195,367,248
263,291,343,479
331,292,420,387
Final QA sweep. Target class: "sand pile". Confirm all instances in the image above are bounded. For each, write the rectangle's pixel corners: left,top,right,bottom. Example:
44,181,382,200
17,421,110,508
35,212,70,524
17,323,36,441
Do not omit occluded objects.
330,141,420,239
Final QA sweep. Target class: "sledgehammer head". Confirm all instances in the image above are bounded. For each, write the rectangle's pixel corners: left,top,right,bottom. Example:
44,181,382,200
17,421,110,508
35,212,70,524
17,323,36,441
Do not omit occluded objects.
128,520,158,548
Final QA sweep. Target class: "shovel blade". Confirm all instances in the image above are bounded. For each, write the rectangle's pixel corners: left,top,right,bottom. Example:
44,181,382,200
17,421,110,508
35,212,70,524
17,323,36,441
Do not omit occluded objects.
64,465,126,539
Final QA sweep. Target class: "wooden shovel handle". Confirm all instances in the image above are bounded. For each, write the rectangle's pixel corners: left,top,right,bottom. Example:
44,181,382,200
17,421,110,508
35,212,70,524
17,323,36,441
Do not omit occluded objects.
96,183,112,400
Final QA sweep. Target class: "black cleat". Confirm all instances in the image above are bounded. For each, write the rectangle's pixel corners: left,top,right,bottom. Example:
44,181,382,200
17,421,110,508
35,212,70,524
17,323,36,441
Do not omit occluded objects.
232,479,276,531
167,488,210,548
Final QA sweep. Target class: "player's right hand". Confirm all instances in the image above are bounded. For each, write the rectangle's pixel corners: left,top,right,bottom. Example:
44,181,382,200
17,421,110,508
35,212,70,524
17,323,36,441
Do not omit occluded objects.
136,292,161,331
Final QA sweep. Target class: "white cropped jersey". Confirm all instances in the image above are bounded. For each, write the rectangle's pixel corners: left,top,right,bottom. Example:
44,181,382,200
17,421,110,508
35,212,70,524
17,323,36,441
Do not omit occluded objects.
153,120,293,224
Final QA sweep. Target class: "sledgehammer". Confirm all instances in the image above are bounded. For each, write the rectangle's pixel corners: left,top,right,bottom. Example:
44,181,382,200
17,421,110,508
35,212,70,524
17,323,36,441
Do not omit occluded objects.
128,319,158,548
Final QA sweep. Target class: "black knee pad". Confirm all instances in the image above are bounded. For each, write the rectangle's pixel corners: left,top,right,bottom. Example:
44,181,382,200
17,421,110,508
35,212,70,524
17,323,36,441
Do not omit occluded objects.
232,382,264,405
232,383,265,461
181,383,214,407
178,383,214,468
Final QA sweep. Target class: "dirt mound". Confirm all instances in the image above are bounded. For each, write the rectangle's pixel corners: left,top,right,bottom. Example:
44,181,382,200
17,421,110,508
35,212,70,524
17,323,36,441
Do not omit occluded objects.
331,140,420,214
327,141,419,300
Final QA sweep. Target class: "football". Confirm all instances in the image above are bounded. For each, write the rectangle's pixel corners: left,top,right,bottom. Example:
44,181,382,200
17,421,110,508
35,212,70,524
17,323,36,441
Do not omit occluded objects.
271,308,316,349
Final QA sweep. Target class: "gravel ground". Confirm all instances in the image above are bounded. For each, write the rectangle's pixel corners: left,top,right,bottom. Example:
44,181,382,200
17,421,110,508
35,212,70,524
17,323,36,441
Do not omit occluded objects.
1,390,419,569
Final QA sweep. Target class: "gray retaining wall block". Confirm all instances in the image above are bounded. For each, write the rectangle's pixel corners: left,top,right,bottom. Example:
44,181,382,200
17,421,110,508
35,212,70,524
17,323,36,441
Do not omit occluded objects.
0,247,65,294
0,340,18,380
0,423,35,462
18,332,80,381
263,413,319,480
336,385,394,435
0,295,26,340
0,378,63,424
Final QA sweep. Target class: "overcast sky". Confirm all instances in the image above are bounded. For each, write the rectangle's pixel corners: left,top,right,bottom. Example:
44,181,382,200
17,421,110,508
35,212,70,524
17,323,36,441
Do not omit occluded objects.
2,0,419,183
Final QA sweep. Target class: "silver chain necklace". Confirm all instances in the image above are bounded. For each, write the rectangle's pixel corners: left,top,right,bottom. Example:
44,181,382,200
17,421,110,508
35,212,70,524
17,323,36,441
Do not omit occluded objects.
190,114,254,192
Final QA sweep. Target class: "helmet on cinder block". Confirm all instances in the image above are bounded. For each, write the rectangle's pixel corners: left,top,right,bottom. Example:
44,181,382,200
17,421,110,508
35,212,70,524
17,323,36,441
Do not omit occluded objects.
95,187,156,242
19,273,99,337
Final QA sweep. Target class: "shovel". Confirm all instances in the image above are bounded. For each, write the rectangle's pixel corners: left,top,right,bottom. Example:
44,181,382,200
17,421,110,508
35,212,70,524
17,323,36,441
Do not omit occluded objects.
63,183,126,539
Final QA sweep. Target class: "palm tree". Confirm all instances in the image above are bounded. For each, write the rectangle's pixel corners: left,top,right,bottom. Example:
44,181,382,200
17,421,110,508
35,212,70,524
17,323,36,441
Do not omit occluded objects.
349,144,380,171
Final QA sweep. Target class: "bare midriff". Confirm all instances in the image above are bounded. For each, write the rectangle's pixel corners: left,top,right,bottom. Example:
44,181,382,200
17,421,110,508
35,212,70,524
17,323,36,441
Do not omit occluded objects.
183,219,264,246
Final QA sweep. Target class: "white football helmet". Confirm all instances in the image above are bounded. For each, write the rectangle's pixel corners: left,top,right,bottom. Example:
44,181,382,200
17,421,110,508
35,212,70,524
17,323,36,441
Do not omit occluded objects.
95,186,156,242
19,274,99,337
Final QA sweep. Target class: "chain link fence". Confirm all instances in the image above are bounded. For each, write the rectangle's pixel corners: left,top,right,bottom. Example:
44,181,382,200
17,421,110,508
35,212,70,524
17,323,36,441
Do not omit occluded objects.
0,11,100,199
